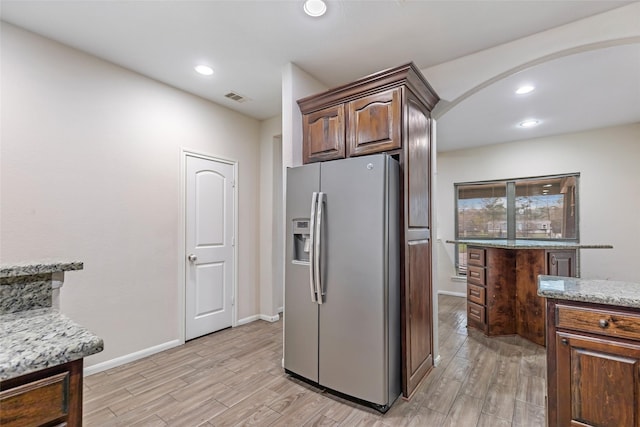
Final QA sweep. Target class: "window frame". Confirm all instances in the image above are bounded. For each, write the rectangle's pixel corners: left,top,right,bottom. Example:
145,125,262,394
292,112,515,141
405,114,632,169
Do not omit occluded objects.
454,173,580,274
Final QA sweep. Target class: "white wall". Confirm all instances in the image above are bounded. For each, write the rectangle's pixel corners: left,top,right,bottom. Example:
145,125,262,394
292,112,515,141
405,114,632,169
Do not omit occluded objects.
436,123,640,294
258,116,283,319
0,23,263,367
281,63,327,169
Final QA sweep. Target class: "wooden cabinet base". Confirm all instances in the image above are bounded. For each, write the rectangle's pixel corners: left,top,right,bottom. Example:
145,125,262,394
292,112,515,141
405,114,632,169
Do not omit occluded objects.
466,246,576,346
547,299,640,427
0,359,83,427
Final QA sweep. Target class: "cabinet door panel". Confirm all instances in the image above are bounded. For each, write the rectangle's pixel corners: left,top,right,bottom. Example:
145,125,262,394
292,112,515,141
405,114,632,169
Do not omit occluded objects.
515,249,546,346
557,332,640,427
0,372,68,427
405,92,431,228
347,88,401,157
302,104,345,163
403,240,433,396
547,250,576,277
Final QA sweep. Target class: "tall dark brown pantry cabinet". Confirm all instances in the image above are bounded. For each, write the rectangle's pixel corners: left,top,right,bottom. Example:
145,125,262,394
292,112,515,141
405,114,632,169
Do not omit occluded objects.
297,63,439,398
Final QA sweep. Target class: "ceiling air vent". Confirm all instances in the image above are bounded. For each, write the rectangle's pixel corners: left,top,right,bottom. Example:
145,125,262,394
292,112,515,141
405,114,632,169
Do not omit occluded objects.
224,91,249,103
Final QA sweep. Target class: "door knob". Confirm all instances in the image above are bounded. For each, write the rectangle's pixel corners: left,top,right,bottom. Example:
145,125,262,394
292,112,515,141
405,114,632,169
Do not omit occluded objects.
188,254,197,262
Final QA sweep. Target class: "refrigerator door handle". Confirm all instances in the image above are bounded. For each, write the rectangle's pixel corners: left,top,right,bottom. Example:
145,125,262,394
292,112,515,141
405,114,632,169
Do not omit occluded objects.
308,192,318,303
315,192,325,304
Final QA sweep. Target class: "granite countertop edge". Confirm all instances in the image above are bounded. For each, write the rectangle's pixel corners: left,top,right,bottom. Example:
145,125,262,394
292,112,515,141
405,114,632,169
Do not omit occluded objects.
538,275,640,309
446,239,613,250
0,308,103,381
0,261,84,278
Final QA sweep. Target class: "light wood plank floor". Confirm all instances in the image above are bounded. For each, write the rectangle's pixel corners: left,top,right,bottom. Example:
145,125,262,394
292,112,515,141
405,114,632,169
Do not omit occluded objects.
83,295,546,426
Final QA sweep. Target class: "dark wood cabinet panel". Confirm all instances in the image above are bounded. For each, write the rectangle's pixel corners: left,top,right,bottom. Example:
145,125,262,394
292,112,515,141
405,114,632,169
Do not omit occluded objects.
516,250,546,346
547,250,576,277
347,88,401,157
405,93,430,229
302,104,345,163
0,359,83,427
557,332,640,427
485,248,516,336
548,299,640,427
403,240,433,395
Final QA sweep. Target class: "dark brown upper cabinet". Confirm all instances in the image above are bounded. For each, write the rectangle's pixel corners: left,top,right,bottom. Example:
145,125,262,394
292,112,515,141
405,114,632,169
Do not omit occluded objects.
302,104,345,163
347,88,401,157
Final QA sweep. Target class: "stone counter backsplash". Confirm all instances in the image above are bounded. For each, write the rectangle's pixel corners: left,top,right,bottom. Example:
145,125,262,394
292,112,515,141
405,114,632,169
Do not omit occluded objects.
0,274,53,314
0,260,83,278
0,261,83,314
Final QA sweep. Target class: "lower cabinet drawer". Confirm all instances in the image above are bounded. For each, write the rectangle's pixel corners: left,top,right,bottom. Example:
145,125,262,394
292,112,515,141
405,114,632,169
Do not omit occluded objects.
467,265,485,286
467,284,486,305
0,371,69,427
556,304,640,341
467,247,485,266
467,302,486,325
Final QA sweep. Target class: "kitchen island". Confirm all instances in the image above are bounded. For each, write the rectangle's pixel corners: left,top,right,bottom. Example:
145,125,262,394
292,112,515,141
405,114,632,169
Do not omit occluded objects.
540,275,640,427
447,239,612,346
0,261,103,427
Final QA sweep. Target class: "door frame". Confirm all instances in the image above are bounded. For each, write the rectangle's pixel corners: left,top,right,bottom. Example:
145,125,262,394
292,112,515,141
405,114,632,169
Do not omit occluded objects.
179,148,239,344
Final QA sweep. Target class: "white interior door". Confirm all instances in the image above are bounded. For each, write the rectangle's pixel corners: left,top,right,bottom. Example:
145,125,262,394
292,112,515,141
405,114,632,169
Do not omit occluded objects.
186,155,235,340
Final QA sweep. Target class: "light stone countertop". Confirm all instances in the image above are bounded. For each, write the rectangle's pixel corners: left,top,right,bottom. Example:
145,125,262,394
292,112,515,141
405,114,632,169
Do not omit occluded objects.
0,261,83,279
446,239,613,250
0,308,103,380
538,275,640,309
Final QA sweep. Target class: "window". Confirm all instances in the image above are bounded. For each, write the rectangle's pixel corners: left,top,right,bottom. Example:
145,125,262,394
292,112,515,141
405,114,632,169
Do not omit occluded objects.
455,173,579,274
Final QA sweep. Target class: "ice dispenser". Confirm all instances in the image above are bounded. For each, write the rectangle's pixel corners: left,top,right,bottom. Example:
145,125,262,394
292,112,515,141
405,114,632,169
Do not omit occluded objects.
292,219,311,262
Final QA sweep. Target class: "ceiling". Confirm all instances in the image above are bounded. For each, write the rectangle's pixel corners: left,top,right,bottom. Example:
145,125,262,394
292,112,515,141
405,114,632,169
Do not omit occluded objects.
1,1,639,151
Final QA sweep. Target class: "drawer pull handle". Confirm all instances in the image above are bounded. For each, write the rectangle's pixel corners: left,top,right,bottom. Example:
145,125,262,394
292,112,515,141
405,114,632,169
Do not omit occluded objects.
561,338,568,345
599,319,609,328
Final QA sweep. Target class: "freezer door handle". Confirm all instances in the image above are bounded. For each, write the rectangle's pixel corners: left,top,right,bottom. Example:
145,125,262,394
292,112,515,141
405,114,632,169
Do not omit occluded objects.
315,192,325,304
308,192,318,303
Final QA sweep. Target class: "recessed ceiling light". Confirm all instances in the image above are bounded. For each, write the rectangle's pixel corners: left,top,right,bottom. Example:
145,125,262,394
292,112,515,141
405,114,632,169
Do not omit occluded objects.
194,65,214,76
519,119,540,128
304,0,327,17
515,85,535,95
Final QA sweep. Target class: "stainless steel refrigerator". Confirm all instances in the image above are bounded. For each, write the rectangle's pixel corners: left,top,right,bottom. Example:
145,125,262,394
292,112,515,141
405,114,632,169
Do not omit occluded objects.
284,153,400,412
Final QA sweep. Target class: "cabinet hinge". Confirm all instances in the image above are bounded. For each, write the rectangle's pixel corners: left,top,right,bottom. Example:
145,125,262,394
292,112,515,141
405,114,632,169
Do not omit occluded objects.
232,236,235,247
232,180,236,188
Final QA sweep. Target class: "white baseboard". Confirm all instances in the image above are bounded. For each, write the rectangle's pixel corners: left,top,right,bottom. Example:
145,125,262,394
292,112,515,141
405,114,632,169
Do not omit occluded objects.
237,314,260,326
437,290,466,298
278,306,283,314
84,339,182,377
434,354,442,367
259,313,280,322
238,313,280,325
